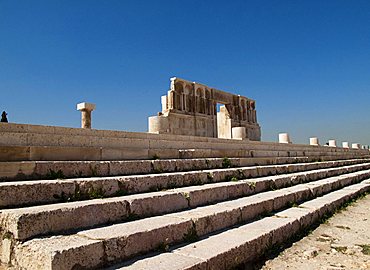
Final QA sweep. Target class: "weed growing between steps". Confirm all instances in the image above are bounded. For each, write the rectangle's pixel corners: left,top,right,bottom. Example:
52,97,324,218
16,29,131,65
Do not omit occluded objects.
156,241,170,252
222,157,232,168
53,187,107,202
46,169,65,180
183,224,199,243
207,172,214,182
89,165,99,177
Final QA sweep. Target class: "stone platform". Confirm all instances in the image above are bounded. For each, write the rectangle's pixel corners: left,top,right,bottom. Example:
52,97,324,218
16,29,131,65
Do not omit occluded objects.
0,123,368,162
1,122,370,269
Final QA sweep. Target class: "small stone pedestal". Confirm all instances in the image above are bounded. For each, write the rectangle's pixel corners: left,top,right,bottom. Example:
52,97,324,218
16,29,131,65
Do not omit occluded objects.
232,127,247,140
328,140,337,147
279,133,291,144
352,143,360,149
310,137,319,146
77,102,96,129
342,142,349,148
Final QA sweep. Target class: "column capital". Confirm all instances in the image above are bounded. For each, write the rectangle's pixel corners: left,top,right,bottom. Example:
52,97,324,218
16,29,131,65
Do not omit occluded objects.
77,102,96,112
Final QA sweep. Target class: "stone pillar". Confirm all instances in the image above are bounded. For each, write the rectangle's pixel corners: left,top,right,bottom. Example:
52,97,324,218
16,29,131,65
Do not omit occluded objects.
232,127,247,140
352,143,360,149
77,102,96,129
161,95,167,112
328,140,337,147
309,137,319,146
167,90,174,110
342,142,349,148
279,133,291,144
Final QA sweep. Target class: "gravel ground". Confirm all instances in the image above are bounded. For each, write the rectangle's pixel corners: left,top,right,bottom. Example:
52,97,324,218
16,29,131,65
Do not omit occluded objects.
257,193,370,270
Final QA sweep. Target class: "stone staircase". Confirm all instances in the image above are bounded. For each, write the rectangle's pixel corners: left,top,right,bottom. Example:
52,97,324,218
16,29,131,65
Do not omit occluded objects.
1,157,370,269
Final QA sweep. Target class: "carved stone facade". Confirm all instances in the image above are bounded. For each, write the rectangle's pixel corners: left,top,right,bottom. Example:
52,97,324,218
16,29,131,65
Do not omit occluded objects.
148,77,261,141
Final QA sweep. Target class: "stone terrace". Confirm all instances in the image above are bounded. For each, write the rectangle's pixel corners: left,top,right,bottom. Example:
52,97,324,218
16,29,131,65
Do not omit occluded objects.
1,122,370,269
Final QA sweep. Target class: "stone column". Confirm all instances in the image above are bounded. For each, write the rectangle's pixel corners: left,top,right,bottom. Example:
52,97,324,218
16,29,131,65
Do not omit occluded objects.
167,90,174,110
310,137,319,146
342,142,349,148
77,102,96,129
279,133,291,144
328,140,337,147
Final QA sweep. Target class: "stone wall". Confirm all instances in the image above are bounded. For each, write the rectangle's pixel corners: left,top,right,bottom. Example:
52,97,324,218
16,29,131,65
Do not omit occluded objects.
1,123,369,161
148,77,261,140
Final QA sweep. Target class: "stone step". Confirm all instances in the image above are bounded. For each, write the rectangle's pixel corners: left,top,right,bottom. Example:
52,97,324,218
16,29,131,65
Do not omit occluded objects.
1,160,369,209
2,157,369,182
1,143,368,162
0,123,363,152
9,175,370,269
105,180,370,270
0,156,316,181
1,165,370,244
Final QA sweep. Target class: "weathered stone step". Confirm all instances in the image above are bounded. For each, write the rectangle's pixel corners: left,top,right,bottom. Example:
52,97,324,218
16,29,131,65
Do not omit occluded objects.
1,143,368,162
9,177,370,270
2,157,368,182
105,180,370,270
1,165,370,244
1,160,369,208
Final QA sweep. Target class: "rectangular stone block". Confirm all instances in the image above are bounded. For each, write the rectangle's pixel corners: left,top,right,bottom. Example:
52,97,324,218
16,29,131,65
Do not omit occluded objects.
1,198,129,240
0,161,35,180
14,235,105,270
0,180,76,208
109,160,153,176
0,146,30,162
0,132,28,146
169,204,242,236
116,252,207,270
101,148,148,160
78,216,193,263
127,192,189,217
30,146,101,161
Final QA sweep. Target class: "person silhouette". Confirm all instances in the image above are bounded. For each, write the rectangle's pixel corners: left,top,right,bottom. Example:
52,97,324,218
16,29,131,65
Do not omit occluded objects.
1,111,8,123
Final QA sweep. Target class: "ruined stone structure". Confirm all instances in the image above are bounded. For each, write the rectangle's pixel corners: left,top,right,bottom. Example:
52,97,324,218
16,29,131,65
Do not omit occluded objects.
148,77,261,141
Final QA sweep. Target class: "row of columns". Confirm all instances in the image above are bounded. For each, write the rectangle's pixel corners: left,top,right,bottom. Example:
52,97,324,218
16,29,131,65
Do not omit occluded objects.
278,133,369,150
166,90,257,124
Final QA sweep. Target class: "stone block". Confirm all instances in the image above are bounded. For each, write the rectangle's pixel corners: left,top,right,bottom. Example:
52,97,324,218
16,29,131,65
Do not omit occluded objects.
180,184,230,208
101,148,148,160
0,180,76,208
0,122,28,133
0,161,35,180
30,146,101,161
79,216,193,263
109,160,152,176
278,133,291,144
127,192,189,217
232,127,247,140
77,102,96,111
309,137,319,146
238,195,274,221
1,198,129,240
115,252,207,270
14,235,104,270
0,132,28,146
148,148,179,159
0,146,30,162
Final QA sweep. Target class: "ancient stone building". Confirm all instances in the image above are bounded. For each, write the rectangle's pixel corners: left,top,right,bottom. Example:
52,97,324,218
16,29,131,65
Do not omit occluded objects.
148,77,261,140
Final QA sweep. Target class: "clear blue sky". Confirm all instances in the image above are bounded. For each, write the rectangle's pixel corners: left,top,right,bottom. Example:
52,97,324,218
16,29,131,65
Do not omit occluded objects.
1,0,369,145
